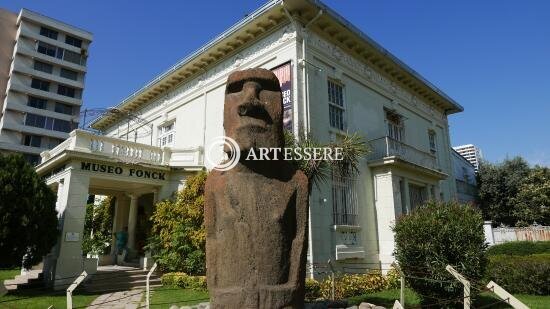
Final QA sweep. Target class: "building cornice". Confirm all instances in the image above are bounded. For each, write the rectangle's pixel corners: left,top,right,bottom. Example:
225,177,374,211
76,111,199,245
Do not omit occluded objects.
92,0,462,131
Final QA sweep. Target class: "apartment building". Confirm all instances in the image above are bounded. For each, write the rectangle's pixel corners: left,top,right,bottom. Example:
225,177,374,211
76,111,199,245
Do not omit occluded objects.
0,8,92,164
453,144,482,172
36,0,463,285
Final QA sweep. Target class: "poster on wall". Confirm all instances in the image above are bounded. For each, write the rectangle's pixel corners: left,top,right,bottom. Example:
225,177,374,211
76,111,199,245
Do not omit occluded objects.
271,62,293,131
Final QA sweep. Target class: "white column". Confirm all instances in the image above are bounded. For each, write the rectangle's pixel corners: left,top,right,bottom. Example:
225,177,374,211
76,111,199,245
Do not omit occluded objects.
110,195,120,255
403,178,410,214
127,194,139,250
53,170,90,289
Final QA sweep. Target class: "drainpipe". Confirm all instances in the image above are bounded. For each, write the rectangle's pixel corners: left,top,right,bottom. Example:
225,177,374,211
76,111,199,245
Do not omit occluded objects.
281,2,323,134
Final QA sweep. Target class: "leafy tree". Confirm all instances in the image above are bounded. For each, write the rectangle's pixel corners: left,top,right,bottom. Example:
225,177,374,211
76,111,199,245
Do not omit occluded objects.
511,166,550,226
82,196,114,255
477,157,530,226
393,200,488,305
148,171,207,274
0,154,58,268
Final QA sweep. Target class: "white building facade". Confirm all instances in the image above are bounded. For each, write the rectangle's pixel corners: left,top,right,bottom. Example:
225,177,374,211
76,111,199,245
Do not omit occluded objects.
451,149,477,204
37,0,463,286
0,8,92,165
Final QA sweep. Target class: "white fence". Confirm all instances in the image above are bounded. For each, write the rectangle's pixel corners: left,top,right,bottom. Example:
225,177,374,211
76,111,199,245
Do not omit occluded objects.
484,222,550,245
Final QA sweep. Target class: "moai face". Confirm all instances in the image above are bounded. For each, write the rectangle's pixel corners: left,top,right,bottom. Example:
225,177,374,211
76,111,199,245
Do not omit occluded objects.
224,68,284,154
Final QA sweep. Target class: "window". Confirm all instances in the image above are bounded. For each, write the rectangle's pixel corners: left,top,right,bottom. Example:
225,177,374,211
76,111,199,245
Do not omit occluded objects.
157,122,175,147
27,96,47,109
428,130,437,152
386,110,403,141
48,138,63,149
63,50,83,65
40,27,58,40
65,35,82,48
55,102,73,115
34,61,53,74
23,134,42,147
328,80,345,130
31,78,50,91
25,113,46,128
331,173,358,226
60,68,78,80
409,184,427,210
23,154,41,166
53,119,71,132
37,41,57,57
25,113,73,133
57,85,76,98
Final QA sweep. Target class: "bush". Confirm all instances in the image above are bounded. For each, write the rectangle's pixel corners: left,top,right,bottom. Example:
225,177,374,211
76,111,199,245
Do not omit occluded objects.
147,171,207,274
393,201,488,305
485,254,550,295
0,154,58,268
82,197,114,256
486,241,550,256
160,272,207,291
305,278,322,301
319,271,387,299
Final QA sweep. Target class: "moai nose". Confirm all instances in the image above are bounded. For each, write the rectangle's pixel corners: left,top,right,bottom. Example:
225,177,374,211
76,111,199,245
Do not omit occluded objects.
238,81,263,116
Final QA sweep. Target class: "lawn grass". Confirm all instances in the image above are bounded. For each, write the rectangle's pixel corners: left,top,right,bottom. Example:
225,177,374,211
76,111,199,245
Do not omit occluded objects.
0,268,20,283
347,288,550,308
1,268,99,308
0,290,99,309
149,286,209,308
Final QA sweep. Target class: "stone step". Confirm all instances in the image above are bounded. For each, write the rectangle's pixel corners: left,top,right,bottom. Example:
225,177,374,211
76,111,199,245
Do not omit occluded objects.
83,279,162,293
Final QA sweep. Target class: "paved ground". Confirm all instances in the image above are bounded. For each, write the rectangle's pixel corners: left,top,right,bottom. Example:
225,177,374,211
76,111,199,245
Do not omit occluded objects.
87,288,144,309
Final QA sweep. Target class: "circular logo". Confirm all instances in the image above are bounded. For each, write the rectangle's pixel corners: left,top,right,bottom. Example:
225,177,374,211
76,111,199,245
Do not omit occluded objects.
205,136,240,171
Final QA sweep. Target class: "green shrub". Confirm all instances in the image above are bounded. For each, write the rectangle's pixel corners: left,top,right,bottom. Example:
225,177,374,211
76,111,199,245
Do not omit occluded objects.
147,171,207,274
160,272,207,291
305,278,322,301
485,254,550,295
486,241,550,256
393,201,488,305
319,271,387,299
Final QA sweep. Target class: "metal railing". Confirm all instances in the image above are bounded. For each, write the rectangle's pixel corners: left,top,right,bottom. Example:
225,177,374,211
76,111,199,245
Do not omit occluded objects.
368,136,438,171
332,174,359,226
145,262,158,309
66,271,87,309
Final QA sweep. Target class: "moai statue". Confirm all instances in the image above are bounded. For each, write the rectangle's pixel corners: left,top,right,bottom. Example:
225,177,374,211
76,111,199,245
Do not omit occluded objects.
205,68,309,308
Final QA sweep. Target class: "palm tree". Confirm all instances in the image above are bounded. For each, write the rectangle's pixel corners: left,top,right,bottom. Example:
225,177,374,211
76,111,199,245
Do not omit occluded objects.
284,130,370,192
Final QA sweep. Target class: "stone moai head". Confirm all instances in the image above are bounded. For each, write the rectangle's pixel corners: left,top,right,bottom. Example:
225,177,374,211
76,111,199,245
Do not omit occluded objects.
224,68,284,154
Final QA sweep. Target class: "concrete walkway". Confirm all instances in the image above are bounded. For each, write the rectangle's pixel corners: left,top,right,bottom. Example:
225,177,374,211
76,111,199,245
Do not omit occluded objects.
87,288,144,309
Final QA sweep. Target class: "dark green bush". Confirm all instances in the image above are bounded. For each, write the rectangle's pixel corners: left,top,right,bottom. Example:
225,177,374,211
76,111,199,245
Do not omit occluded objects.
393,201,488,305
485,254,550,295
486,241,550,256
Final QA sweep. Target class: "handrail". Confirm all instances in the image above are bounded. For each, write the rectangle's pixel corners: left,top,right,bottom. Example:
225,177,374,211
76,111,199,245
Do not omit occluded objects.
146,262,158,309
66,271,87,309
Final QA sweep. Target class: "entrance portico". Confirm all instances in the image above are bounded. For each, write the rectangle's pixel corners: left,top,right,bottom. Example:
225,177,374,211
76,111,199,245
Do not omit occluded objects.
36,130,203,288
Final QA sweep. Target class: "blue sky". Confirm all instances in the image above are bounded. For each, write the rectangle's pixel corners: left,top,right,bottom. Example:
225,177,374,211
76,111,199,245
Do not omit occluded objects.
4,1,549,166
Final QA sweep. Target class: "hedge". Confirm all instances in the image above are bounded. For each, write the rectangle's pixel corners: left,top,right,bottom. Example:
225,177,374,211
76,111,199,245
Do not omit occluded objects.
485,254,550,295
486,241,550,256
305,268,400,301
160,272,207,291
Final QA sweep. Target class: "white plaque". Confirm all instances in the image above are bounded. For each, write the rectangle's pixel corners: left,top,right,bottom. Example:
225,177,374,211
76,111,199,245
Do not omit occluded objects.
65,232,79,242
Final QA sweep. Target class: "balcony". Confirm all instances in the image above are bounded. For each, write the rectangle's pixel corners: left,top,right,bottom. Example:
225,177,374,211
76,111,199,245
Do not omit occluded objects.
368,136,445,176
40,129,203,168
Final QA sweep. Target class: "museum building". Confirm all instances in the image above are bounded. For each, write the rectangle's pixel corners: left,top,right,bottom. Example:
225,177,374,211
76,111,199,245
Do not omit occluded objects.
36,0,463,286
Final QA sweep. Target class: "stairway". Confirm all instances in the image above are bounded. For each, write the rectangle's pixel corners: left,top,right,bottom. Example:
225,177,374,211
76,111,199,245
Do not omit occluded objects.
82,265,161,293
2,269,44,292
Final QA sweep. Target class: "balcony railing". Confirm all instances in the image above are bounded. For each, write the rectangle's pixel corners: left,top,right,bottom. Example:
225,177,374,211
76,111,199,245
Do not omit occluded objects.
368,136,439,171
40,129,203,167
